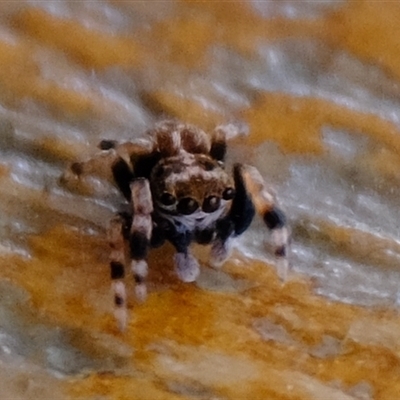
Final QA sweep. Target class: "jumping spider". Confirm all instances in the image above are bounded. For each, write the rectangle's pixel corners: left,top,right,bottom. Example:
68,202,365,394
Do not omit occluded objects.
63,121,290,330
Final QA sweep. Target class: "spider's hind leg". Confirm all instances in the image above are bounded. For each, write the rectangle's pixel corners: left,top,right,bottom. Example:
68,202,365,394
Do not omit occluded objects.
60,148,120,193
210,125,227,161
240,164,290,281
210,122,249,161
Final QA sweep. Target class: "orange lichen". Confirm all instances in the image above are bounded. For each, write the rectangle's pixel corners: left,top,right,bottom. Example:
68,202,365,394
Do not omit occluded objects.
0,40,114,117
142,91,225,131
0,227,107,330
2,0,400,399
145,17,215,68
0,163,10,178
178,0,327,56
312,219,400,272
243,92,400,155
366,148,400,182
2,221,399,399
12,8,143,69
36,136,89,163
327,0,400,81
70,374,187,400
0,40,41,103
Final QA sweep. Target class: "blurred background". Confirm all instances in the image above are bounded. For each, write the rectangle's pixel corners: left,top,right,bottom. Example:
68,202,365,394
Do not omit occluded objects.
1,1,400,398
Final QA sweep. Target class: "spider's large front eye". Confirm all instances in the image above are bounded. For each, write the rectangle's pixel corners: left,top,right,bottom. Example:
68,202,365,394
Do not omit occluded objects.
177,197,199,215
202,196,220,213
222,187,235,200
160,192,176,206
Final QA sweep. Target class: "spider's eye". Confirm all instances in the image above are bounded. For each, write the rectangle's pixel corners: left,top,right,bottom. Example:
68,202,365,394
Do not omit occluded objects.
222,187,235,200
177,197,199,215
160,192,176,206
202,196,221,213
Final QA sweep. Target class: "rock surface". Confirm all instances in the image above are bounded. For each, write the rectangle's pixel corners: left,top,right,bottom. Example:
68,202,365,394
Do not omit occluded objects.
0,1,400,398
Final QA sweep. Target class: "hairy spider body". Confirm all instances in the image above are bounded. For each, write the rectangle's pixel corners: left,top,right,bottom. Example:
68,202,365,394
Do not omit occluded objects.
64,121,289,330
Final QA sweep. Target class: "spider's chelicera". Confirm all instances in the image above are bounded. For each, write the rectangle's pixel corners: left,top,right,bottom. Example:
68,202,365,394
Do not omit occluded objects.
63,121,290,330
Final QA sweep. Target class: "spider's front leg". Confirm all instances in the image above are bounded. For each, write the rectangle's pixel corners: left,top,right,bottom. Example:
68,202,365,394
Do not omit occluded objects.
108,179,153,330
108,213,129,331
240,164,290,280
129,179,153,303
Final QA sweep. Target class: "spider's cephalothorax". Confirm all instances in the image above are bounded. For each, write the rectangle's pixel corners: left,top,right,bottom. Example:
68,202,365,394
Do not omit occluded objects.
64,121,290,330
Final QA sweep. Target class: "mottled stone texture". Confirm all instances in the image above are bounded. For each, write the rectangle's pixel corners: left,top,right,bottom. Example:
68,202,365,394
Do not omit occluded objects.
1,1,400,399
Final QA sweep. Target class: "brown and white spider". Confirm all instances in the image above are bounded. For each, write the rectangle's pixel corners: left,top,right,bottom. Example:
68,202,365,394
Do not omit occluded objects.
63,120,290,330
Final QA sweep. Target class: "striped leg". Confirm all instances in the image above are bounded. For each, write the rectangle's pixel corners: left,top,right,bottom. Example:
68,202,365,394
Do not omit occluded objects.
211,163,256,268
240,164,290,281
108,215,128,331
129,178,153,302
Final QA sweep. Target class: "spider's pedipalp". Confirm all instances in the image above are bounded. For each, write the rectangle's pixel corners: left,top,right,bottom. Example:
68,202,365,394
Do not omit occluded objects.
240,164,290,280
174,252,200,282
129,179,153,302
108,214,128,331
167,227,201,282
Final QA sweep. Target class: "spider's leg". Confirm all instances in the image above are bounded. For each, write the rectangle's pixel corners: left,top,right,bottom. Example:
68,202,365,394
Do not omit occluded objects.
210,218,235,267
61,140,155,201
169,230,200,282
108,214,129,331
210,163,255,267
210,122,249,161
129,178,153,302
240,164,290,280
60,149,119,190
111,141,156,201
180,125,211,154
210,125,227,161
112,156,134,201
